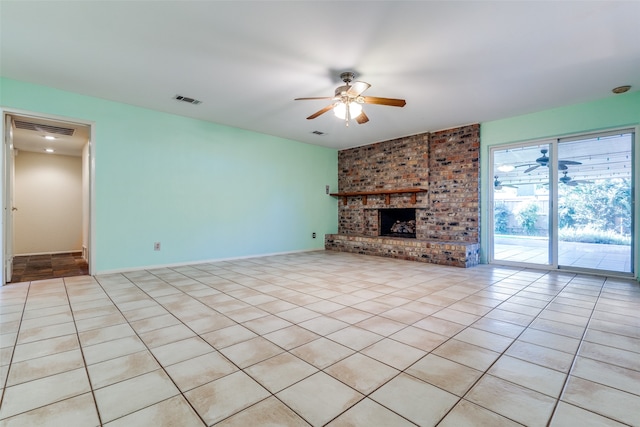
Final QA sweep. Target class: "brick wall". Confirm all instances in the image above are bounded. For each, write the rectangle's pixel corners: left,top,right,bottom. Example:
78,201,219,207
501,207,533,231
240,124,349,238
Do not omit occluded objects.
426,125,480,241
334,124,479,242
338,132,430,192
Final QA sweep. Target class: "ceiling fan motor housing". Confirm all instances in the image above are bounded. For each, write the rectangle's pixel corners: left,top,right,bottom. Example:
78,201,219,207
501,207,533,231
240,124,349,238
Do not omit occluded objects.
335,86,350,97
340,72,356,84
536,149,549,165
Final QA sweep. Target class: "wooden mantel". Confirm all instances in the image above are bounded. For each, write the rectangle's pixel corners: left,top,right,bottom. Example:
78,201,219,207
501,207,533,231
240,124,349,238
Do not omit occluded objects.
330,188,427,205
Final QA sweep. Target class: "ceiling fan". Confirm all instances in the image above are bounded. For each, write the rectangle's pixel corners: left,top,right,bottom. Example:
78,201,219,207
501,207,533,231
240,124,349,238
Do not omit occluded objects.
295,72,406,126
494,176,518,190
560,171,593,186
518,149,582,173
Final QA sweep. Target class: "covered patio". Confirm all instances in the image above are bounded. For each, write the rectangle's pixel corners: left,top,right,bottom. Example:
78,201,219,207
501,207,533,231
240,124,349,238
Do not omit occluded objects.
494,236,632,274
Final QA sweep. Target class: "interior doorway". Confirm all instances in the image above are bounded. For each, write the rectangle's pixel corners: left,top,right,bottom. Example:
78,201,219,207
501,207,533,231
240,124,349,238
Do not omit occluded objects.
490,129,634,276
2,111,94,285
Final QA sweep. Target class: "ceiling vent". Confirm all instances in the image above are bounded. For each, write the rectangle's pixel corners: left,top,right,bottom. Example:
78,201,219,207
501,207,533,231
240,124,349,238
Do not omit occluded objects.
14,120,75,136
312,130,325,135
174,95,202,105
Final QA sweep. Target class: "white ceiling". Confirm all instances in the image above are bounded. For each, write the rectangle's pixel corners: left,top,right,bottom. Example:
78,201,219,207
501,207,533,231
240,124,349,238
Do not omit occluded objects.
1,1,639,150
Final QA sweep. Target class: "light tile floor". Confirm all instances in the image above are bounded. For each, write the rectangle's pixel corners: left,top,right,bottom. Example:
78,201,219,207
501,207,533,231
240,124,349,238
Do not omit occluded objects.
1,251,639,426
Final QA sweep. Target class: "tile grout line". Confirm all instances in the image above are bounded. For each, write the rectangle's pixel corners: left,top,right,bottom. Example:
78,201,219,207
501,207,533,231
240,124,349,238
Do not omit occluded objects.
0,281,30,418
62,276,105,426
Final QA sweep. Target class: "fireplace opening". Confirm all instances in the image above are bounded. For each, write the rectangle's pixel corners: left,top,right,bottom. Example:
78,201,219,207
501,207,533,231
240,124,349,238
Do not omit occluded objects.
379,208,416,238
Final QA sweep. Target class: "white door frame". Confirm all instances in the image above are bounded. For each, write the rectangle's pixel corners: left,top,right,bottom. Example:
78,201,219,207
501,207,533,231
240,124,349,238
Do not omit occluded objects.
1,108,96,285
3,114,15,282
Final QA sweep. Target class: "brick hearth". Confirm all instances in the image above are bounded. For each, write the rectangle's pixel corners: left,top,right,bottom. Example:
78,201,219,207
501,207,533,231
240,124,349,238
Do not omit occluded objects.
325,124,480,267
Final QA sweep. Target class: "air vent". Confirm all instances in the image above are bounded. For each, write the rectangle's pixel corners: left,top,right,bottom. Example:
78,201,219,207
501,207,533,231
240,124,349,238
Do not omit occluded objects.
174,95,202,105
14,120,75,136
312,130,325,135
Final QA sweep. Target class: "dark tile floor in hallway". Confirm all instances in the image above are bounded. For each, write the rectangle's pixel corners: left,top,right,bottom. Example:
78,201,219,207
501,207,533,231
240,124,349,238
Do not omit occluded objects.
10,253,89,283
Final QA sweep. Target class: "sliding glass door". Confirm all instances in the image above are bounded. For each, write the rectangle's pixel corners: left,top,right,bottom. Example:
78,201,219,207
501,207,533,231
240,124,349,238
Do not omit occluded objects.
492,143,551,265
556,133,633,272
490,130,634,275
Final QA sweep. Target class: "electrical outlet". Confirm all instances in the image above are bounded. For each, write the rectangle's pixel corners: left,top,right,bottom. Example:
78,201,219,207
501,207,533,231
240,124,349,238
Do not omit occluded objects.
326,185,330,194
154,242,161,251
312,232,316,239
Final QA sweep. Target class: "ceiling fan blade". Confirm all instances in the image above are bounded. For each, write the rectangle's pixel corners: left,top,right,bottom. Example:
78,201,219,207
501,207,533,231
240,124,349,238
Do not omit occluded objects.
362,96,406,107
572,180,594,184
355,111,369,124
524,164,540,173
295,97,334,101
558,160,582,165
306,104,334,120
346,81,371,97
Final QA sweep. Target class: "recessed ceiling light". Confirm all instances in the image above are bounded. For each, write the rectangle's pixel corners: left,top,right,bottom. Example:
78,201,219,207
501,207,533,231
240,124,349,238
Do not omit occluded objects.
45,148,55,153
612,85,631,94
44,135,56,140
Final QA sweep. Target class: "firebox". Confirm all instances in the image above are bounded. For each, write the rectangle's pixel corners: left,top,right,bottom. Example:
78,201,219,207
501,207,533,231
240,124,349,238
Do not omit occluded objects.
379,208,416,238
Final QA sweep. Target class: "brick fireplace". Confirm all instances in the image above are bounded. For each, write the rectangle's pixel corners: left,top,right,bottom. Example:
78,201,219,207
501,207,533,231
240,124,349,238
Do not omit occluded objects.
325,124,480,267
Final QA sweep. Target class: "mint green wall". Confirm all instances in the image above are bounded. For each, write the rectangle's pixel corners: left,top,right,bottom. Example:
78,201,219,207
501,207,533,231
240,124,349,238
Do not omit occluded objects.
1,78,338,273
480,91,640,275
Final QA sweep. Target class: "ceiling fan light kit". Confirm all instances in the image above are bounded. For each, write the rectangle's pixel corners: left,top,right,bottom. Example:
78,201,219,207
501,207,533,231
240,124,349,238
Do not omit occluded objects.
333,101,362,120
295,71,406,126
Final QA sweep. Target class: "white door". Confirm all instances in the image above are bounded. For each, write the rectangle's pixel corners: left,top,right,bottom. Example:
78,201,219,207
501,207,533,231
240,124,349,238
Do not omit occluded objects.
3,114,15,283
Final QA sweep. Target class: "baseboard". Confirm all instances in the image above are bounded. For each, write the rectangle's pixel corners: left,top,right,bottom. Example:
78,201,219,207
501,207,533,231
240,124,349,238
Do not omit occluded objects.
14,250,84,257
94,248,322,276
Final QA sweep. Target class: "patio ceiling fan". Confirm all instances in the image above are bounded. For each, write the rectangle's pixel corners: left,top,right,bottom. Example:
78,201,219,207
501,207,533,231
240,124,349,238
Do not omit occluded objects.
518,149,582,173
494,176,518,190
294,72,406,126
560,171,593,186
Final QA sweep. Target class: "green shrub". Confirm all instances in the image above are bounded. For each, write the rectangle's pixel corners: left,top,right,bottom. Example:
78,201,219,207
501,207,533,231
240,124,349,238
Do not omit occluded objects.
494,203,511,234
516,203,539,235
558,226,630,245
